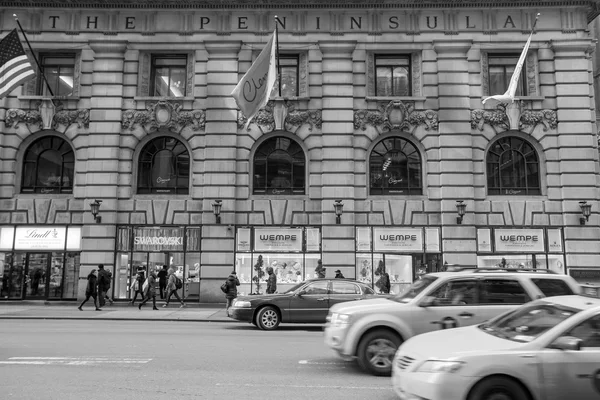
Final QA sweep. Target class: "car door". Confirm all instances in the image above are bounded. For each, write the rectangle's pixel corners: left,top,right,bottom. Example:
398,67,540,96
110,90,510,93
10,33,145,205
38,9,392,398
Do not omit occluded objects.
288,280,329,323
329,281,363,308
538,313,600,400
411,278,482,335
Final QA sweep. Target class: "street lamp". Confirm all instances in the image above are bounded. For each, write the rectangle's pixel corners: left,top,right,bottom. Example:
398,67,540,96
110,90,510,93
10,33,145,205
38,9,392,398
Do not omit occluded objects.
456,201,466,225
212,200,223,224
89,199,102,223
333,200,344,225
579,201,592,225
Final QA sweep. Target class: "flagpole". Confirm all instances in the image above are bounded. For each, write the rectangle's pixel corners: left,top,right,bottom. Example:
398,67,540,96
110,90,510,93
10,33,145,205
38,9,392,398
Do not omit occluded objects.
13,14,54,97
274,15,282,97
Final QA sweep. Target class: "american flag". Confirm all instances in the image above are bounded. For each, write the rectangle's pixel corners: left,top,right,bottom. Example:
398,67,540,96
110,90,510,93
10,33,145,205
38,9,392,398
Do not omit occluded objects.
0,29,36,99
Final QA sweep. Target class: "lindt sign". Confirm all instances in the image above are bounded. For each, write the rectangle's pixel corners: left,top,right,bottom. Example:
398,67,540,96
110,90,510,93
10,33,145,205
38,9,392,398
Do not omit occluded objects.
14,227,67,250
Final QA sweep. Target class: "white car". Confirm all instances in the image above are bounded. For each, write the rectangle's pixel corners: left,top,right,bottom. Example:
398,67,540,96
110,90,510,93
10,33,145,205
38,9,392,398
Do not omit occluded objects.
392,295,600,400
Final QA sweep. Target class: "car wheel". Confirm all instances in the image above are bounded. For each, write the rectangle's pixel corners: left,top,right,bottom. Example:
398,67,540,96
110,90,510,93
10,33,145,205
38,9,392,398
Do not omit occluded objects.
256,306,280,330
356,329,402,376
468,377,529,400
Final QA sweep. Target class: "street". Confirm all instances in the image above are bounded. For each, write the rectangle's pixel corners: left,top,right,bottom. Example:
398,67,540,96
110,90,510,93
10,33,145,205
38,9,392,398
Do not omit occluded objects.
0,320,396,400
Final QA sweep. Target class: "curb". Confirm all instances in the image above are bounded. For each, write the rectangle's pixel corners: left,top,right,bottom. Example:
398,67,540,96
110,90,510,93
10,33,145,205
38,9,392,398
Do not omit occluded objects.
0,316,239,322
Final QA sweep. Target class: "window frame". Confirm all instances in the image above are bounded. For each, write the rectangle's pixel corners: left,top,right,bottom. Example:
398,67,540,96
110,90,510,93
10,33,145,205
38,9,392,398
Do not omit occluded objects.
23,51,81,98
482,50,539,98
369,137,423,195
374,54,412,97
137,51,194,98
366,51,421,98
486,136,541,196
21,135,75,194
252,136,306,196
149,54,188,97
136,136,190,195
278,53,300,98
487,53,526,97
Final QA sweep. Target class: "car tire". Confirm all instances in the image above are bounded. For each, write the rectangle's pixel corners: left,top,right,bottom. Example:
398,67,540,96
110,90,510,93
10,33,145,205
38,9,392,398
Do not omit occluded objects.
356,329,402,376
256,306,280,330
468,377,530,400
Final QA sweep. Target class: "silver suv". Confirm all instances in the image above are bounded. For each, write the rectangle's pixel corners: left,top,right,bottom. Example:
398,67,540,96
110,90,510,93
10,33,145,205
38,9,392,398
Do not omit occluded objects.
323,268,582,376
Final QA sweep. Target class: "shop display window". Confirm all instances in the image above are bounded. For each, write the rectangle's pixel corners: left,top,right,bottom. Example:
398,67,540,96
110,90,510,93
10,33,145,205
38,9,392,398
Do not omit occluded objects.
477,254,564,274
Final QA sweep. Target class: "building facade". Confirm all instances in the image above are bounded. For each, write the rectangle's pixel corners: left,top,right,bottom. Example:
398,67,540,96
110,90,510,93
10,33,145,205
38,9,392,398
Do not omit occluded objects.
1,0,599,303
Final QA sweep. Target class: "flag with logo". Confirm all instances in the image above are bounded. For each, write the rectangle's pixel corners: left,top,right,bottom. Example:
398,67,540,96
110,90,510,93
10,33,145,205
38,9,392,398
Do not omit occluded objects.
482,13,540,105
231,31,277,128
0,29,36,99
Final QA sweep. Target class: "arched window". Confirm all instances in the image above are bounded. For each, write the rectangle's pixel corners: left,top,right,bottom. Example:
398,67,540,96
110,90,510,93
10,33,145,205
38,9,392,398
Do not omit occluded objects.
138,137,189,194
487,136,540,195
370,137,422,195
253,136,305,195
22,136,74,194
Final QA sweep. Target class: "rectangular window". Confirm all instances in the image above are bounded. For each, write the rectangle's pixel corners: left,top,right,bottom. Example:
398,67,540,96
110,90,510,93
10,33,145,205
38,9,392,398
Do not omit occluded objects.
150,55,187,97
375,55,411,96
488,54,526,97
39,54,76,97
480,279,530,305
531,278,574,297
279,54,299,97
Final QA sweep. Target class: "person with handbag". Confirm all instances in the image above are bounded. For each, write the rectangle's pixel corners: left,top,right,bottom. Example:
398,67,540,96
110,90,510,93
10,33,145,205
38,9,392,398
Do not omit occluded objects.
78,269,101,311
163,268,186,308
138,270,158,310
129,267,146,306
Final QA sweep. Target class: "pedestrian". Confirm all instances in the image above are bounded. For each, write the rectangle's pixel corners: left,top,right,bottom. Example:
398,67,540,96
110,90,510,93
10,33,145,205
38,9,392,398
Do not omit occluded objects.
163,268,185,308
225,271,240,311
157,264,168,299
78,269,101,311
375,260,391,294
334,269,345,279
130,266,146,305
315,259,326,278
266,266,277,294
97,264,113,307
139,270,159,310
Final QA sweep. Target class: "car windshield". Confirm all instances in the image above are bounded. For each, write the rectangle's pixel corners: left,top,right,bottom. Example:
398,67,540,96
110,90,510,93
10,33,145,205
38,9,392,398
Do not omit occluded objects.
479,302,581,343
282,282,309,294
392,276,438,303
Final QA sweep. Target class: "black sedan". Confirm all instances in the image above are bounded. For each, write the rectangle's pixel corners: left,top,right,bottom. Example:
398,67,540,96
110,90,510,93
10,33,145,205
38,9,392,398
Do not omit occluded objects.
227,278,378,330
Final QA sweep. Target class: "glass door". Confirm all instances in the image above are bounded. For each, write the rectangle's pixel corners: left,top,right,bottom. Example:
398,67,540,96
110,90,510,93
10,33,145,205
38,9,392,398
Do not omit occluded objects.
48,253,65,299
25,253,50,299
1,253,26,299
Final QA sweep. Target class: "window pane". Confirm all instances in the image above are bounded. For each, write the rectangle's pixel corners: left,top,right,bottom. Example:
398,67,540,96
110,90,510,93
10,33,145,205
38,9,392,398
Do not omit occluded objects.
138,137,189,194
57,67,74,96
169,67,186,97
37,150,62,187
376,67,392,96
253,137,305,195
429,280,477,306
489,66,507,95
331,282,360,295
531,279,574,297
153,67,170,97
480,279,530,304
304,281,328,295
392,67,409,96
370,138,421,195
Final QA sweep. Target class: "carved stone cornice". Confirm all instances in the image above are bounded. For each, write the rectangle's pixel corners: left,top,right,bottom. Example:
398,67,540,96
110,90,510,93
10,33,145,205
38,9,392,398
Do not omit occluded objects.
354,101,438,134
5,103,90,131
122,101,206,133
471,102,558,133
237,100,322,133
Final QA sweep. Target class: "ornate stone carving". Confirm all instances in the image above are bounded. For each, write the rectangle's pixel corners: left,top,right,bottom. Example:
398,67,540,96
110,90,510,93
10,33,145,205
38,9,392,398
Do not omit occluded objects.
354,101,438,134
237,100,322,133
5,103,90,130
122,101,206,132
471,103,557,133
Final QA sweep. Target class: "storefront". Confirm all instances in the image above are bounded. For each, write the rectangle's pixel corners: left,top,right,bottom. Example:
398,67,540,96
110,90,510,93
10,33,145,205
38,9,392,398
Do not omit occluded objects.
0,226,82,300
114,226,201,300
355,227,442,294
476,228,565,273
235,227,321,295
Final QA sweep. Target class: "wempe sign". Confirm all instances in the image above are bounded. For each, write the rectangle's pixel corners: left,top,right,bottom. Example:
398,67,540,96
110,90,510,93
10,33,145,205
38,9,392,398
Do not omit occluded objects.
373,228,423,252
494,229,545,253
254,228,302,252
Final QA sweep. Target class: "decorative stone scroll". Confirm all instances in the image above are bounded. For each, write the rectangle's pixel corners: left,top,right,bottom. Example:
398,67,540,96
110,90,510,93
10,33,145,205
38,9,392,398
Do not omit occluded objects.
122,101,206,132
354,101,438,134
471,102,557,134
5,101,90,131
237,100,322,133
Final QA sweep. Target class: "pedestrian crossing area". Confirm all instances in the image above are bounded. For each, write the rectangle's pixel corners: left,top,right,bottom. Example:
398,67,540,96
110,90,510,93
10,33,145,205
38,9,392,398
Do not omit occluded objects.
0,357,152,365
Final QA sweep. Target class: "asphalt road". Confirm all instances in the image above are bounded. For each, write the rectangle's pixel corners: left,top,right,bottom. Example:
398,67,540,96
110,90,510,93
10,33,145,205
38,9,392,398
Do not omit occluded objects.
0,320,396,400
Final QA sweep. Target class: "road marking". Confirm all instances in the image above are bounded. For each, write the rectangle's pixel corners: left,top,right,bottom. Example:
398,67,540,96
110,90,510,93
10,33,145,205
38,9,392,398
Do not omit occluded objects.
0,357,152,365
216,383,389,390
298,359,348,365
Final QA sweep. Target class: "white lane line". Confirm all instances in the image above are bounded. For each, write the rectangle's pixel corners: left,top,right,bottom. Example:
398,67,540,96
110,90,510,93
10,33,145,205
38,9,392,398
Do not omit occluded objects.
216,383,389,390
0,357,152,365
9,357,151,361
298,359,348,365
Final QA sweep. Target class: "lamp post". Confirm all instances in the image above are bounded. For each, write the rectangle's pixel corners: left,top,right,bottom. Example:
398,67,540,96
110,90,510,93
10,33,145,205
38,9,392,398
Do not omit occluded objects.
89,199,102,223
456,200,466,225
212,200,223,224
579,201,592,225
333,200,344,225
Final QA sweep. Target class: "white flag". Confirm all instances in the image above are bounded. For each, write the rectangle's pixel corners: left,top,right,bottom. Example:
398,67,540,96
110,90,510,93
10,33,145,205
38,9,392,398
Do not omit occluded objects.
231,31,277,128
483,14,539,105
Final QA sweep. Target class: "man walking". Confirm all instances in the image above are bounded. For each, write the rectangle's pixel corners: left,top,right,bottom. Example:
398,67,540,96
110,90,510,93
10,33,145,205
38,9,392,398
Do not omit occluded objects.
157,265,168,299
266,266,277,294
224,271,240,312
97,264,113,307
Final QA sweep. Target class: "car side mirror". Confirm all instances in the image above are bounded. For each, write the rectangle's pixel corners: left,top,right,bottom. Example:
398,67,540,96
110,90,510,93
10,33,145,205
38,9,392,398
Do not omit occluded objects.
419,296,436,307
549,336,582,351
296,290,306,297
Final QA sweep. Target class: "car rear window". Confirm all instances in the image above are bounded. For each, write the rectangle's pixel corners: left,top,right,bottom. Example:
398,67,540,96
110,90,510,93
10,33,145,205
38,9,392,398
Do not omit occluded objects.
331,282,360,294
480,279,530,304
531,279,574,297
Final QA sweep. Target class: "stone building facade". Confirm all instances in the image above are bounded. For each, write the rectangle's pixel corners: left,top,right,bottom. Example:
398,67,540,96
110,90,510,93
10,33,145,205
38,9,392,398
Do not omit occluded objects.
0,0,599,303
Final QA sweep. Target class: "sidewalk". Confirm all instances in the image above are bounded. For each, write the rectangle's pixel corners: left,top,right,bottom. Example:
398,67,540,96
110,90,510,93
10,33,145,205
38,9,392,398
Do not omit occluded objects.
0,300,234,322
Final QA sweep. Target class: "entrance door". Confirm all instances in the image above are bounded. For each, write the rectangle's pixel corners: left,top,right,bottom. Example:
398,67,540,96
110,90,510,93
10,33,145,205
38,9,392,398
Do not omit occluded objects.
25,253,50,299
1,253,25,299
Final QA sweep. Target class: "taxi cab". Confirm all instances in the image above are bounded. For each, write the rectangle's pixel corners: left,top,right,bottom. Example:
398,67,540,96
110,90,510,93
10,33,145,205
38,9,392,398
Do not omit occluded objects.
392,295,600,400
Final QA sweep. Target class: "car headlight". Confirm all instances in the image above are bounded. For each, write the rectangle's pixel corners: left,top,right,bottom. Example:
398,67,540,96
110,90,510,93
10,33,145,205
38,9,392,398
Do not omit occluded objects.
233,300,251,308
416,360,465,373
329,312,351,327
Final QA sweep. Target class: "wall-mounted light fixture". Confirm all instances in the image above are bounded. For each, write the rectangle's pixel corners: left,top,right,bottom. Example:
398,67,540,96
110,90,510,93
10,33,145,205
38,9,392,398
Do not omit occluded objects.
456,200,466,225
333,199,344,225
579,201,592,225
89,199,102,224
212,199,223,224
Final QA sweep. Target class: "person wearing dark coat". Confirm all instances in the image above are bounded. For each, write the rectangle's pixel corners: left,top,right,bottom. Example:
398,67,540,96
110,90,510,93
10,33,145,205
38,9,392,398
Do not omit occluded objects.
78,269,101,311
334,269,345,279
130,267,146,305
139,271,159,310
315,259,326,279
157,265,168,299
225,271,240,311
266,266,277,294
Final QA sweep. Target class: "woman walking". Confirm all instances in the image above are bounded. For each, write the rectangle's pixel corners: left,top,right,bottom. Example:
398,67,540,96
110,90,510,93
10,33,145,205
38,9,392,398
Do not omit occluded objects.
225,271,240,311
163,268,185,308
78,269,101,311
129,267,146,306
138,270,159,310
